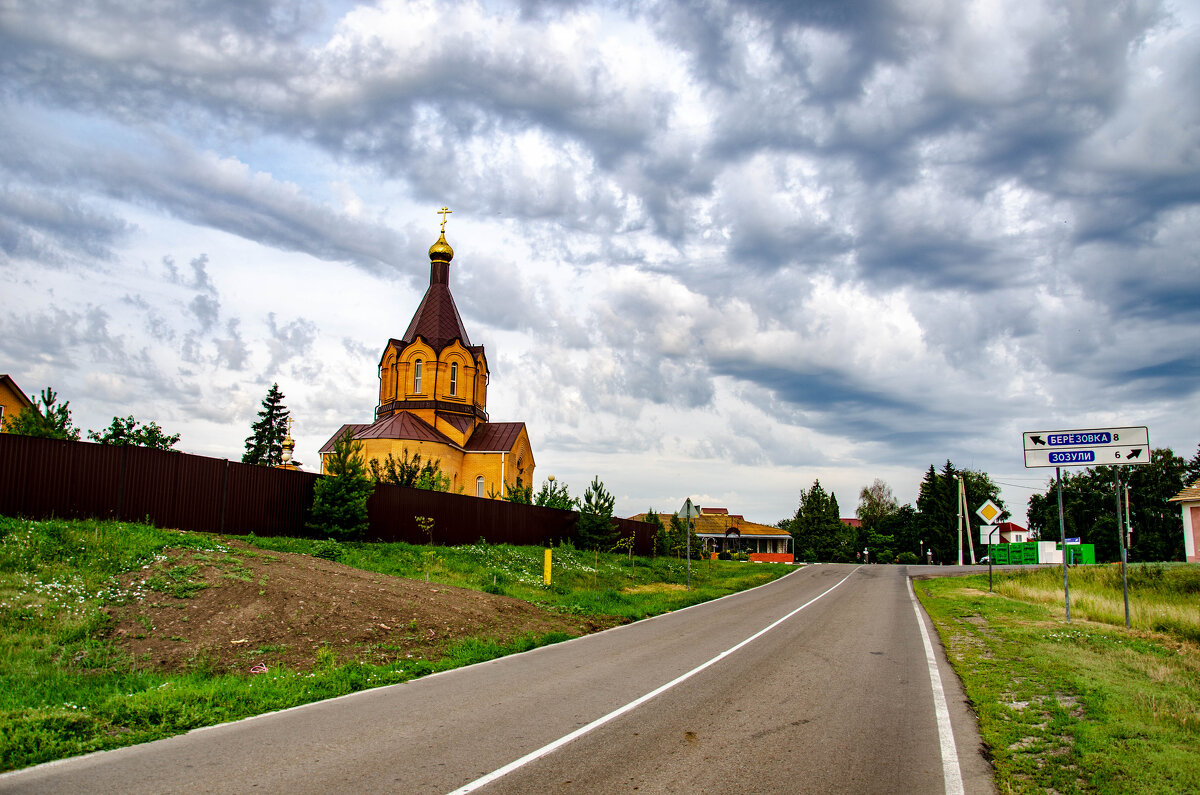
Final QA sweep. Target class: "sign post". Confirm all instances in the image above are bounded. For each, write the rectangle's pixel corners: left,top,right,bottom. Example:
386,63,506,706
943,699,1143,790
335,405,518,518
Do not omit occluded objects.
1024,426,1150,624
680,498,701,591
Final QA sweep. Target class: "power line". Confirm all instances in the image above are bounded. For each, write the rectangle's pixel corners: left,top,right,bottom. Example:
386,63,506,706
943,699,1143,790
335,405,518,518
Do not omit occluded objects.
994,480,1047,491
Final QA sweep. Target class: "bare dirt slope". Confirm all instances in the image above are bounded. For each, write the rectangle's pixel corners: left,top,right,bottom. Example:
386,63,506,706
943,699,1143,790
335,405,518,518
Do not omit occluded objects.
105,540,616,674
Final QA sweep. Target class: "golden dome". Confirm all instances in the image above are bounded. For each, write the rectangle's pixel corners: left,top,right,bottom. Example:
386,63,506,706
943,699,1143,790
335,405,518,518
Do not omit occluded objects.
429,232,454,262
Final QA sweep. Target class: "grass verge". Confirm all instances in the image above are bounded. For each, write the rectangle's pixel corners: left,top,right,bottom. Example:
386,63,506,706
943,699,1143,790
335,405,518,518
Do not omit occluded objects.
241,533,780,620
915,568,1200,794
0,516,789,772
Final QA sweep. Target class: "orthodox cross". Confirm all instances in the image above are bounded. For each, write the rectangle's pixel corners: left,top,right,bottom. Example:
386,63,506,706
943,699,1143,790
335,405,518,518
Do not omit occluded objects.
437,206,452,232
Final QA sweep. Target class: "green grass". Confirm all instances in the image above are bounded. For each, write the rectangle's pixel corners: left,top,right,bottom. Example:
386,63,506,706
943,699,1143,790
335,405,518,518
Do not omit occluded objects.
0,516,790,772
994,563,1200,643
240,534,780,620
915,569,1200,794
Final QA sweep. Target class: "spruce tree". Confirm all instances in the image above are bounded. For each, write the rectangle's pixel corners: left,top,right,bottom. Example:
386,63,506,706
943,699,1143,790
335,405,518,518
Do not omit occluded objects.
308,428,374,541
578,476,617,550
243,383,289,466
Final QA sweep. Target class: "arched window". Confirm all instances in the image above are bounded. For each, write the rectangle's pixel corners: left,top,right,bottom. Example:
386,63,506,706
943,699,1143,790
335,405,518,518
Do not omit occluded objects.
413,359,423,393
476,476,485,497
449,362,458,396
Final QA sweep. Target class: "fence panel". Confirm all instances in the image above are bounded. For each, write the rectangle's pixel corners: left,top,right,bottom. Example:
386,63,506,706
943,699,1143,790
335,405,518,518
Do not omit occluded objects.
0,434,652,551
222,461,318,536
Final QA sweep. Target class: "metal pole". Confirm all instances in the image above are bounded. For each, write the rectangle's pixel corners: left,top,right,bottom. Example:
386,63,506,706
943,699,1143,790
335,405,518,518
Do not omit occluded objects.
1057,467,1070,622
988,526,998,592
686,514,692,591
1115,468,1130,628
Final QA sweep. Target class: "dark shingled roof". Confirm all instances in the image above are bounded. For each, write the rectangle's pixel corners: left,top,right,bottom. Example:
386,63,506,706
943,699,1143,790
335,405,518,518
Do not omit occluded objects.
318,412,455,453
401,282,471,351
319,415,527,456
463,422,526,452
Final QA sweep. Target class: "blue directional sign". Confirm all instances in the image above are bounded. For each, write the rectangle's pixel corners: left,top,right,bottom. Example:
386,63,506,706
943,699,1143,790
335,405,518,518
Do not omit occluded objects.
1023,426,1150,468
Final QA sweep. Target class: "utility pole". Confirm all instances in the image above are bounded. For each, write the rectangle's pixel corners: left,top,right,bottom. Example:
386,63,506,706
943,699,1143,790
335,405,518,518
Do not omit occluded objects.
957,476,964,566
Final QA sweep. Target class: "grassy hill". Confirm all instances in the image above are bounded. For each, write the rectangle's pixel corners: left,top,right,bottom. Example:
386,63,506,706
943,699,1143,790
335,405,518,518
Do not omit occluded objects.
0,516,790,772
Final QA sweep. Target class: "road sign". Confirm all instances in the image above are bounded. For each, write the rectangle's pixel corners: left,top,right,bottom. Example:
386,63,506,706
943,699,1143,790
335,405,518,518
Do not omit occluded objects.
680,498,701,519
976,500,1003,524
1023,426,1150,468
979,524,999,545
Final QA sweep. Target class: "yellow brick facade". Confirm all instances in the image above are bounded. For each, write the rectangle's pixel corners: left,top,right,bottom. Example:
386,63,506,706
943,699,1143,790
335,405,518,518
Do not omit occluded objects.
0,375,33,432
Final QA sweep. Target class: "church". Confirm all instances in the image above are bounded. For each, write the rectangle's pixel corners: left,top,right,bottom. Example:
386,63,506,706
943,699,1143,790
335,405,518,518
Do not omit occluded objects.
319,210,534,498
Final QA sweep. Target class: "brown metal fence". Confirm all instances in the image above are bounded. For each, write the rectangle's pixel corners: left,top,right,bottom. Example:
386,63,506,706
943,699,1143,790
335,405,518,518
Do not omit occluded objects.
0,434,653,552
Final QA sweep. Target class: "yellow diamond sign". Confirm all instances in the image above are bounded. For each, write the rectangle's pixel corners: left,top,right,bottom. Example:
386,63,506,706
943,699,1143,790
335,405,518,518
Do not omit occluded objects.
976,500,1003,524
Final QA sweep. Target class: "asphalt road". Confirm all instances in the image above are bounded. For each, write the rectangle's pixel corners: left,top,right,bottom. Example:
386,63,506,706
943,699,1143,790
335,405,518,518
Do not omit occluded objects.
1,565,995,794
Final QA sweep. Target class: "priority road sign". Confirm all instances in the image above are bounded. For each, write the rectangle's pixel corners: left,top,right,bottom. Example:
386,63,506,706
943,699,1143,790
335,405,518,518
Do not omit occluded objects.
976,500,1003,524
1023,426,1150,468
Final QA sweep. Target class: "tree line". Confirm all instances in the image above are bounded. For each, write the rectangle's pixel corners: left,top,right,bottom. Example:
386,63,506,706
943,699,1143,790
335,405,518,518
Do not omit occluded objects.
782,444,1198,564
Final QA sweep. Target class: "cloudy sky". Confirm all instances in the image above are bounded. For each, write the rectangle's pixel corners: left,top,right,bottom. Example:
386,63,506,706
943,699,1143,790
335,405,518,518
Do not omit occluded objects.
3,0,1197,527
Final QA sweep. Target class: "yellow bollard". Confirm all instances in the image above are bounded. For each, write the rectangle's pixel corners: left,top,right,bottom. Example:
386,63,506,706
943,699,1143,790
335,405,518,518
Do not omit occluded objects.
544,548,552,586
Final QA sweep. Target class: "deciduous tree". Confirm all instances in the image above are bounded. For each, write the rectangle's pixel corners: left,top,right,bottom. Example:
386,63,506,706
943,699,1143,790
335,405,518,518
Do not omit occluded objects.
368,449,450,491
533,478,577,511
88,416,180,449
1028,448,1187,562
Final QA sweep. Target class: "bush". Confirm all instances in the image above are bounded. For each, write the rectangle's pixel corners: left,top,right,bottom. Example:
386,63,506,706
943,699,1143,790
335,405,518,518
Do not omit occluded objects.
311,539,346,561
718,551,732,561
897,552,919,565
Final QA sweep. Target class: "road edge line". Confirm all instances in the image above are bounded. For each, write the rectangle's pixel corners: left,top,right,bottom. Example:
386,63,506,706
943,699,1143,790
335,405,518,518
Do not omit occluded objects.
908,577,965,795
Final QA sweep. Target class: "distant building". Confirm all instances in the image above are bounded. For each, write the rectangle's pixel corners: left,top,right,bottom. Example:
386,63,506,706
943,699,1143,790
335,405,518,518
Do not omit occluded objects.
1168,482,1200,563
990,521,1029,543
628,507,793,562
0,375,33,432
319,212,534,497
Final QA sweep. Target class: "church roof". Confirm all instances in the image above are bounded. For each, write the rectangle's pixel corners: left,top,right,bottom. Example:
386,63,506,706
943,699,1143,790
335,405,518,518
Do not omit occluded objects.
318,412,455,453
319,414,527,455
401,282,472,351
464,422,527,452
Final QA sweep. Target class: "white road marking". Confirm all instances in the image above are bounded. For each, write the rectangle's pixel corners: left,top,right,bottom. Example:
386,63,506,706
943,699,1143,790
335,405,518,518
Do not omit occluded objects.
908,577,965,795
446,569,858,795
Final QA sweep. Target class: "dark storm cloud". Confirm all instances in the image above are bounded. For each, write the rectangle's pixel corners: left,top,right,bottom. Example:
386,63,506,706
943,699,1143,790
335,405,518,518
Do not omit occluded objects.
0,185,133,265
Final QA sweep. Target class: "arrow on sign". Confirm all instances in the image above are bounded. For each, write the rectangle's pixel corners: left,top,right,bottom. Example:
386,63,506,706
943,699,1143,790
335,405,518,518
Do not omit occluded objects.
1126,449,1143,460
1030,435,1046,446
